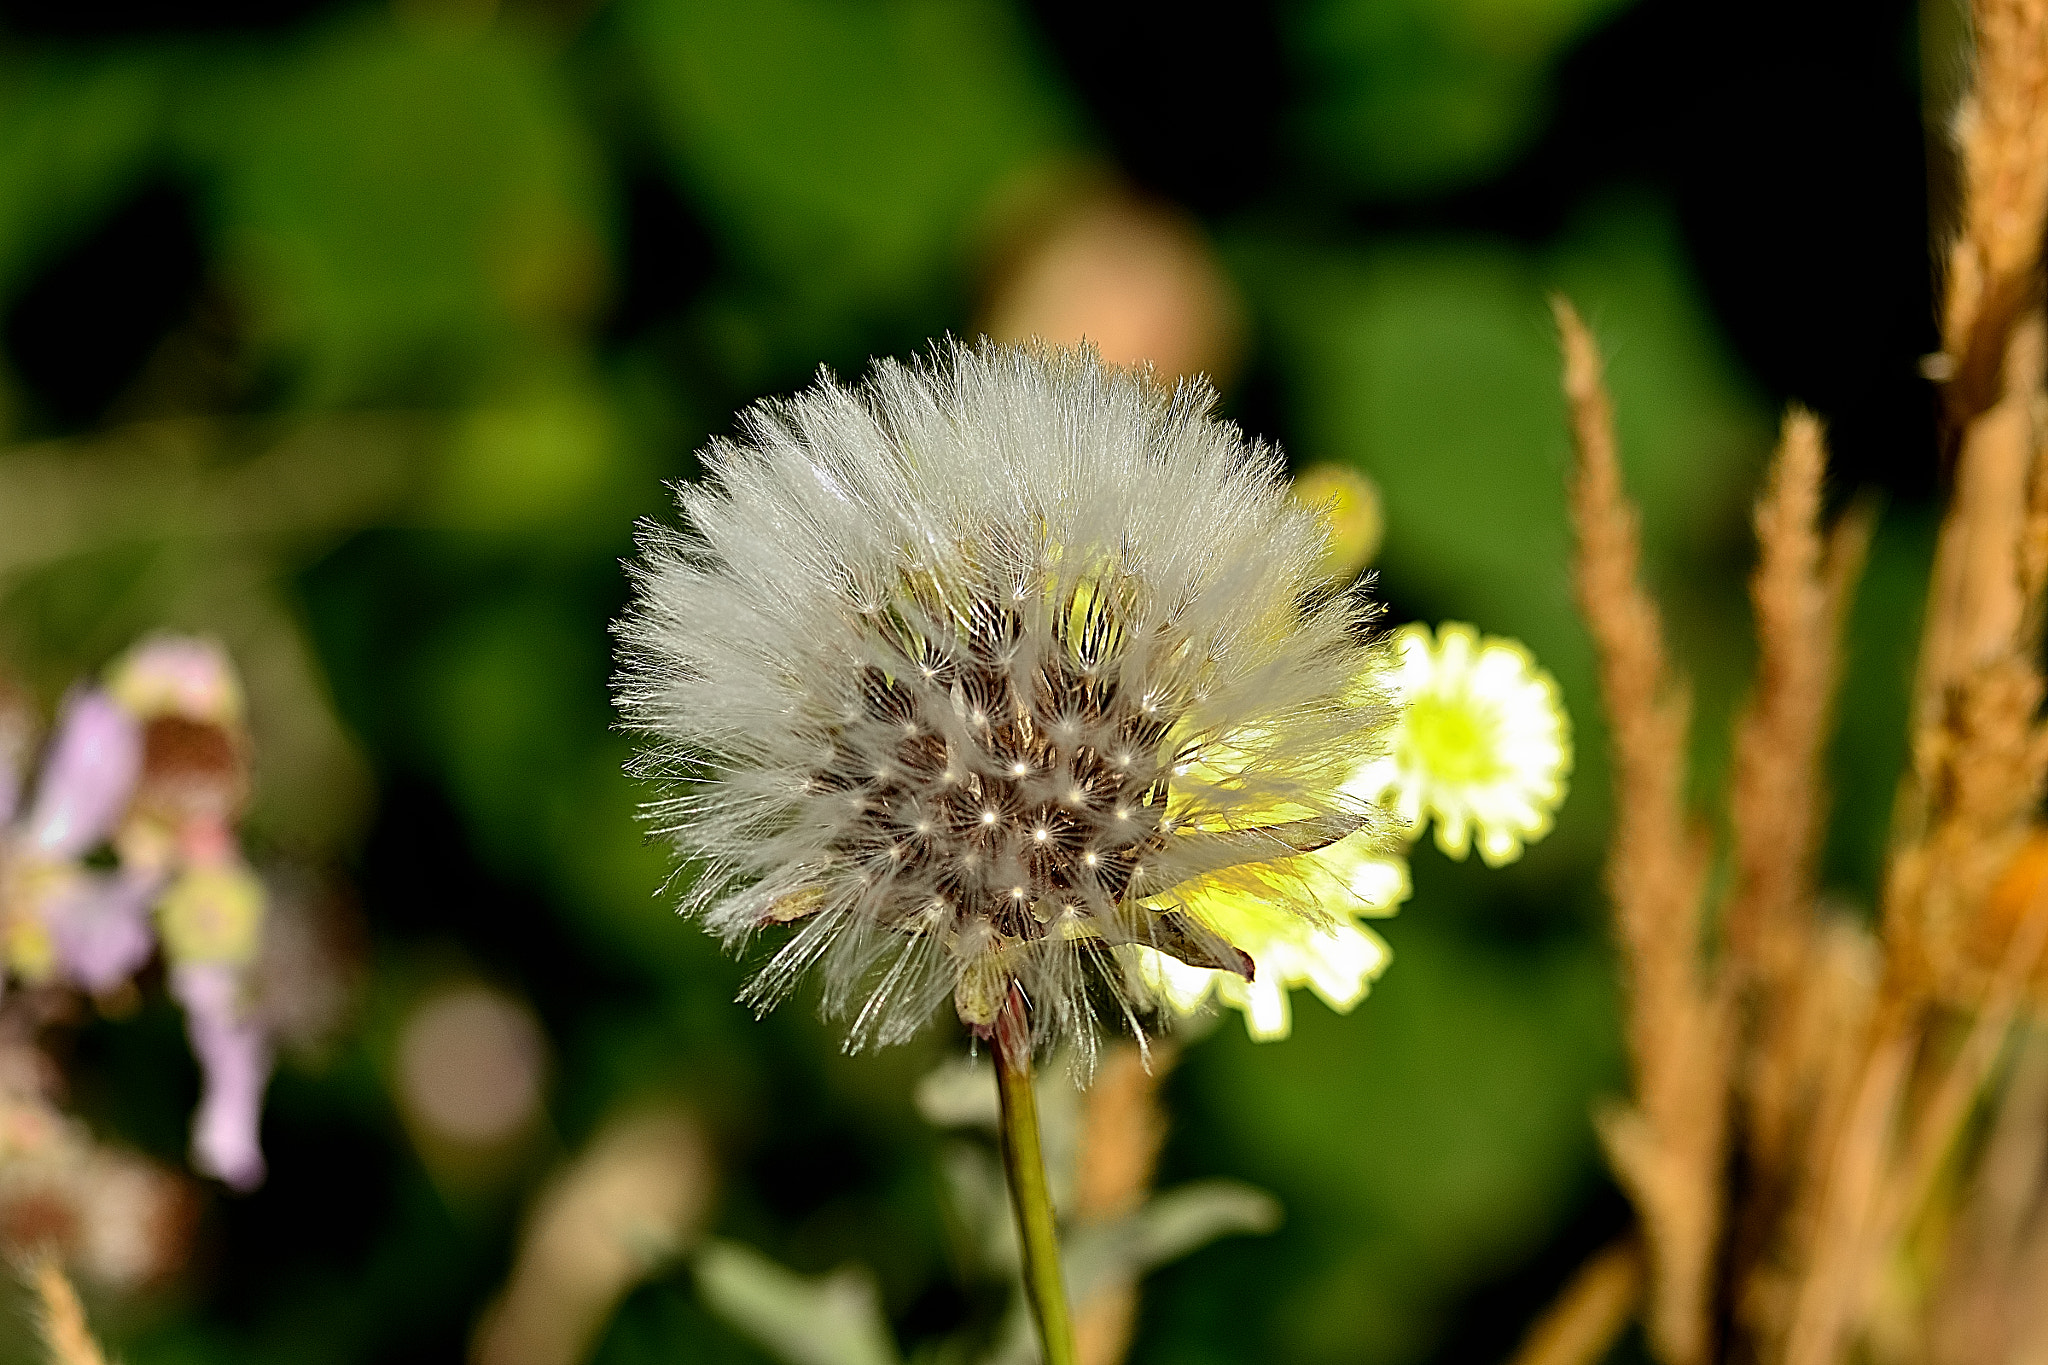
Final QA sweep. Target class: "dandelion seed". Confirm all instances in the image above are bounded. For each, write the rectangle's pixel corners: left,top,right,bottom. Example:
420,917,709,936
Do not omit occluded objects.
1349,622,1571,867
614,341,1392,1054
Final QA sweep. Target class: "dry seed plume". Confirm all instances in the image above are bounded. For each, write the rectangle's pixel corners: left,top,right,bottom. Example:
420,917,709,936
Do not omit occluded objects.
1719,414,1875,1352
1726,412,1863,990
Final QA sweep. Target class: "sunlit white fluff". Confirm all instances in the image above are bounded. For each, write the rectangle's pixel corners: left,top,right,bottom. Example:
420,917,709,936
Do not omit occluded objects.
615,341,1390,1055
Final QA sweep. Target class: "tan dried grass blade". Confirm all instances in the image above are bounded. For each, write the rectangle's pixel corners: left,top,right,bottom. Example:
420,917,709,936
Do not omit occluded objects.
27,1259,111,1365
1555,294,1731,1365
1939,0,2048,430
1507,1239,1645,1365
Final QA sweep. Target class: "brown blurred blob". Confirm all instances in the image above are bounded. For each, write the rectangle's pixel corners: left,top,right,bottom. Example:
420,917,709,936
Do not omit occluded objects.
471,1107,712,1365
396,984,547,1150
0,1058,194,1288
979,190,1243,387
255,871,364,1062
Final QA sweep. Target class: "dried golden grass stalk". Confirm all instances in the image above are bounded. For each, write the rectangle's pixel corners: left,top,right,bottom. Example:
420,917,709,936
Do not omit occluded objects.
1781,16,2048,1343
2019,354,2048,625
1907,0,2048,1013
1780,1020,1916,1365
1989,1213,2048,1365
1940,0,2048,430
1073,1042,1171,1225
1555,295,1731,1365
1717,415,1882,1363
1972,832,2048,995
1784,346,2048,1358
1879,879,2048,1267
1728,413,1863,977
1506,1239,1645,1365
1927,1029,2048,1365
26,1258,111,1365
1912,317,2045,730
1532,10,2048,1358
1737,916,1883,1354
1959,1027,2048,1364
1074,1289,1139,1365
1897,314,2048,1003
1728,416,1874,1184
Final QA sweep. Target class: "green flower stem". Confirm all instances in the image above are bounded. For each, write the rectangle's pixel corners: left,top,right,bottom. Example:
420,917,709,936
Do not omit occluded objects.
994,986,1078,1365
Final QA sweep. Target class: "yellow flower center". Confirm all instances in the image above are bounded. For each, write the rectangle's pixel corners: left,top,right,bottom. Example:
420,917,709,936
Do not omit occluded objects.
1401,692,1505,787
158,865,264,966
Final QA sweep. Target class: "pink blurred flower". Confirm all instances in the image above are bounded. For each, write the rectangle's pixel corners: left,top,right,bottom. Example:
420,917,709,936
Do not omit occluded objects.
23,691,142,861
170,963,272,1192
106,636,243,726
47,873,160,994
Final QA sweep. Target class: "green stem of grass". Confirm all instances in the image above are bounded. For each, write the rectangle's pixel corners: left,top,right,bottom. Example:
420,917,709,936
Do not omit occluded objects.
993,985,1077,1365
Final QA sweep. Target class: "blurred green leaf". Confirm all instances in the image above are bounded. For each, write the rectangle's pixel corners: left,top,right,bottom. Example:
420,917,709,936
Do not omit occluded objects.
696,1238,905,1365
1065,1179,1282,1303
1241,195,1768,855
1289,0,1633,195
436,362,620,531
186,15,606,401
1127,1180,1284,1267
1161,914,1620,1365
0,53,167,302
616,0,1071,330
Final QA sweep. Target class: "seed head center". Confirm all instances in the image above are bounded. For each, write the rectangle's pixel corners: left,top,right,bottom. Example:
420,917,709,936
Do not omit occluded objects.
822,596,1177,943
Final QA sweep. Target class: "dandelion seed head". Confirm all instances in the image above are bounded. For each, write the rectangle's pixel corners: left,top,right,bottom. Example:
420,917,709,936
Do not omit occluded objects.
615,340,1390,1054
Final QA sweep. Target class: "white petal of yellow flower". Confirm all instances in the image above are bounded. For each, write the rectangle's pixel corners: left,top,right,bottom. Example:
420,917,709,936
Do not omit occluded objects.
1133,831,1408,1039
1349,622,1570,867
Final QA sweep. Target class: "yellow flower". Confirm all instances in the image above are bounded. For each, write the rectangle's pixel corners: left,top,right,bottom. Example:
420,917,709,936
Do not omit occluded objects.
1291,464,1383,581
1133,831,1409,1040
1351,622,1570,867
5,908,55,983
157,863,265,966
1,859,73,984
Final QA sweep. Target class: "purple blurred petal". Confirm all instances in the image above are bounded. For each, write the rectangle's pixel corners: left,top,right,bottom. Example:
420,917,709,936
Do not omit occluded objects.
50,872,160,993
171,962,272,1191
27,691,141,859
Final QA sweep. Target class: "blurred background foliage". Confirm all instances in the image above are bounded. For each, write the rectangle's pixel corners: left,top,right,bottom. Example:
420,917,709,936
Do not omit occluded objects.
0,0,1943,1362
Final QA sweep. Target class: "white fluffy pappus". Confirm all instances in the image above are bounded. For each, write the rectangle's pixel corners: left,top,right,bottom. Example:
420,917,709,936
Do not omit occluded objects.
614,340,1392,1056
